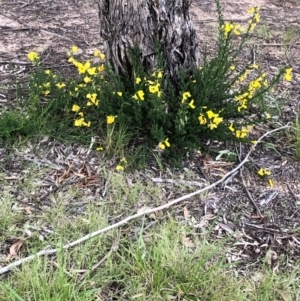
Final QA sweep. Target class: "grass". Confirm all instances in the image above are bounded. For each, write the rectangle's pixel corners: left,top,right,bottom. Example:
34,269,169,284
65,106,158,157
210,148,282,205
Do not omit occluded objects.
1,155,300,301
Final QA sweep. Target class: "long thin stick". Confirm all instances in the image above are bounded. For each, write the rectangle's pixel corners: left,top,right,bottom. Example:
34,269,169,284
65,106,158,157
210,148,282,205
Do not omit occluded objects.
0,124,290,275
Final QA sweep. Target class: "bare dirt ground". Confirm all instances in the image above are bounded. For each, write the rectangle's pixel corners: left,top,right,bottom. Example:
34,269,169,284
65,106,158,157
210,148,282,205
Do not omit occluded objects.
1,0,300,269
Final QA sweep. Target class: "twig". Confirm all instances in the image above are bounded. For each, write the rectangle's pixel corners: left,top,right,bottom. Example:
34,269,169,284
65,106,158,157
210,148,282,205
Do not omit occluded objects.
0,124,290,275
236,144,262,217
39,177,87,201
239,168,263,218
286,183,299,202
0,26,73,42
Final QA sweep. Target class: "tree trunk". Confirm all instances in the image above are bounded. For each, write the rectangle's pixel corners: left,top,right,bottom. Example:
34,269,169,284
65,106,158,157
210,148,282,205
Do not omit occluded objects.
96,0,200,84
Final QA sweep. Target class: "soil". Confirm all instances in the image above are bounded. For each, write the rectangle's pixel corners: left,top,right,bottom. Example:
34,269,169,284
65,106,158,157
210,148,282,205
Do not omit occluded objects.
1,0,300,269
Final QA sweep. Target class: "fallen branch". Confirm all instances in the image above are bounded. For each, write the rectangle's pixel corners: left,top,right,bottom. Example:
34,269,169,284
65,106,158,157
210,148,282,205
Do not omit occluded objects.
0,124,290,275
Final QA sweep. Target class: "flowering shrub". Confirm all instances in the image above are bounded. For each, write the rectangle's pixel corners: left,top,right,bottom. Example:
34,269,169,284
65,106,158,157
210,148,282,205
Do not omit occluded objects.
23,1,293,168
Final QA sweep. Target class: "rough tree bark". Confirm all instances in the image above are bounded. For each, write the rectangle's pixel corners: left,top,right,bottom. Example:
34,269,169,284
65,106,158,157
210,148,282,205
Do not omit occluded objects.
96,0,200,84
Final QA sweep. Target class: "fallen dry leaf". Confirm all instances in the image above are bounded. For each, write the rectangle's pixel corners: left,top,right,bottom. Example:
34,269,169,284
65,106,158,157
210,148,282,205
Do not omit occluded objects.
275,289,292,301
181,235,196,248
6,240,25,261
265,249,278,265
24,206,32,215
183,206,190,220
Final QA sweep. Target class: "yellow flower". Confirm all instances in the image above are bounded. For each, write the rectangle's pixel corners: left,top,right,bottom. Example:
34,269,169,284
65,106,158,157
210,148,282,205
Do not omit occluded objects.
198,114,207,125
213,116,223,125
45,69,51,75
107,115,116,124
74,118,90,127
230,65,235,71
254,12,260,23
86,93,99,106
149,84,158,93
158,138,170,150
117,92,123,97
93,50,100,57
43,90,50,95
228,123,235,132
87,67,97,75
71,45,78,53
264,113,271,119
120,157,128,164
248,7,255,14
206,110,218,119
149,83,161,94
235,128,248,139
72,104,80,112
258,168,271,176
233,24,242,35
135,77,142,84
132,90,145,101
222,22,234,37
164,138,170,147
98,64,105,72
158,142,165,150
208,122,217,130
84,76,92,83
74,117,91,127
189,99,196,109
87,93,97,101
78,112,84,117
78,61,91,74
56,83,66,89
27,52,39,62
96,146,104,151
182,91,191,103
284,68,293,81
100,53,105,60
116,165,124,171
157,71,163,78
74,118,83,127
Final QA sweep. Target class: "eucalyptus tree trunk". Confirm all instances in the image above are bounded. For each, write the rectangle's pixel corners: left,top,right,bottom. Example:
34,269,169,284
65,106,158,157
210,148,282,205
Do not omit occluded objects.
96,0,200,84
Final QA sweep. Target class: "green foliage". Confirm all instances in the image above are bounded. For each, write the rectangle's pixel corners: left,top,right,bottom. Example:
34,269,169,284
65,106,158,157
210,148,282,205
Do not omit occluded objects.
0,0,292,168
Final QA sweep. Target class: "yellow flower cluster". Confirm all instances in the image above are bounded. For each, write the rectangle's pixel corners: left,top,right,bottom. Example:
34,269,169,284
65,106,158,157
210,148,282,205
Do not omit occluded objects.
284,68,293,81
132,70,163,101
181,91,196,109
27,52,39,62
228,124,250,139
158,138,170,150
258,168,274,187
198,109,223,130
258,168,271,176
74,118,91,127
248,6,260,31
72,104,91,127
107,115,117,125
86,93,99,106
132,90,145,101
221,23,242,38
116,157,128,171
235,72,268,112
68,46,105,76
